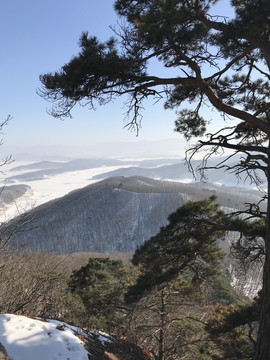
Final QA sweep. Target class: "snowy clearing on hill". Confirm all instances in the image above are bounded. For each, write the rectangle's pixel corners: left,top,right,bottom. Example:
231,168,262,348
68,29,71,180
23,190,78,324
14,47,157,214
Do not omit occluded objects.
0,314,91,360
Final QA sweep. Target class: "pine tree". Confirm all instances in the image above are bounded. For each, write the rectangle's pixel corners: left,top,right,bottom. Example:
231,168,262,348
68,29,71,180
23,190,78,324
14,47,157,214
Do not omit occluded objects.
125,196,231,303
39,1,270,357
67,257,135,331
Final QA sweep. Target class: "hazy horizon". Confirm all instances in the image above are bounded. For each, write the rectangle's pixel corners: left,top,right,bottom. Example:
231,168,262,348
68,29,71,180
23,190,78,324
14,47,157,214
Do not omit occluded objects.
2,137,189,162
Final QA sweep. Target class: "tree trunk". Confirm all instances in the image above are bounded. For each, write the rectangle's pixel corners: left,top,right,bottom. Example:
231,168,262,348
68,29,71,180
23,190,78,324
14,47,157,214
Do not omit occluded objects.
254,140,270,360
158,290,165,360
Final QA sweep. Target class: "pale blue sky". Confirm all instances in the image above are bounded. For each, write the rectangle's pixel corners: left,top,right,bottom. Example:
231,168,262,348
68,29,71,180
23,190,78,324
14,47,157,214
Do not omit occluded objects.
0,0,233,157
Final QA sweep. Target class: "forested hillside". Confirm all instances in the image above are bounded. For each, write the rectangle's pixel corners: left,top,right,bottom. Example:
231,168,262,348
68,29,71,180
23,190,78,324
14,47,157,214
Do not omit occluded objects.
4,177,187,253
2,175,264,254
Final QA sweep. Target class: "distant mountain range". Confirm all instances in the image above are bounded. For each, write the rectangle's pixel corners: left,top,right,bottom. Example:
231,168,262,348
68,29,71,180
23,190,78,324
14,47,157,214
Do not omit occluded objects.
6,158,181,182
5,155,266,188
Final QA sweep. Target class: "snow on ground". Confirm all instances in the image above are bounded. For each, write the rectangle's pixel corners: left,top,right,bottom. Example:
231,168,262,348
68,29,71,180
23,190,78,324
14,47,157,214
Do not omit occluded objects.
0,164,133,222
0,314,89,360
4,164,128,202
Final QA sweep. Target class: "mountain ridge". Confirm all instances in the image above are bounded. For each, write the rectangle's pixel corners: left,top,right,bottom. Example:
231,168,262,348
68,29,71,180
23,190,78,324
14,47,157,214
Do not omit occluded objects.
4,176,265,253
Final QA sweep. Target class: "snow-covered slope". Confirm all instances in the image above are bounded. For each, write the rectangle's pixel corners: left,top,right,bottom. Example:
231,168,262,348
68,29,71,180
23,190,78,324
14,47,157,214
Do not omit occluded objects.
0,314,89,360
0,314,146,360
